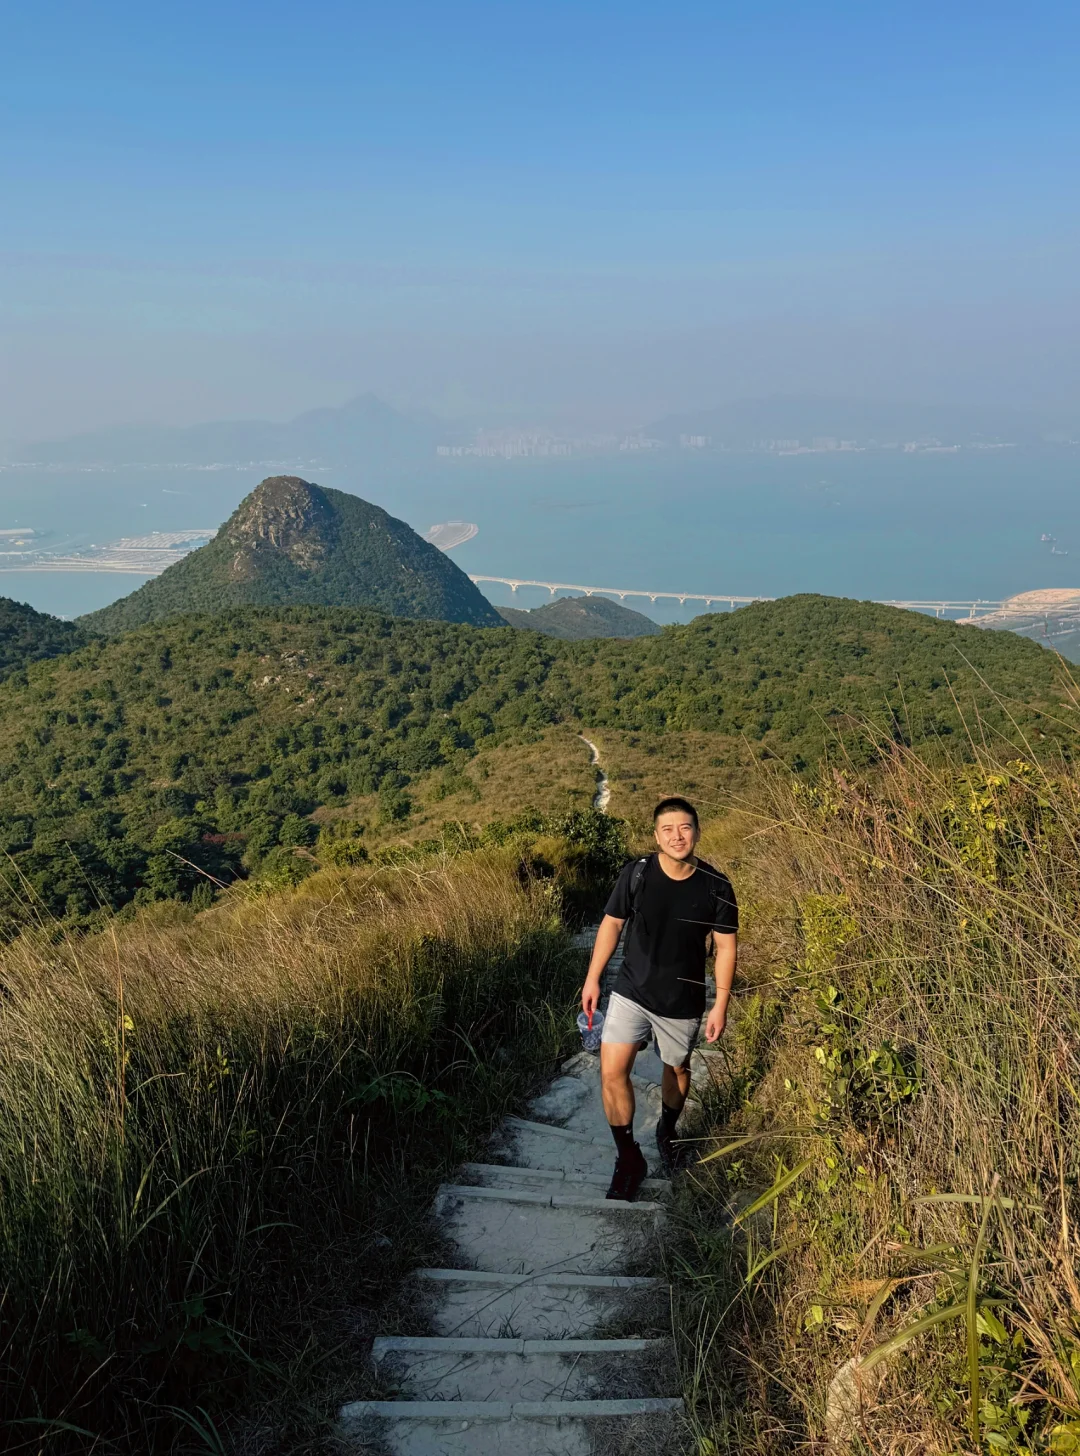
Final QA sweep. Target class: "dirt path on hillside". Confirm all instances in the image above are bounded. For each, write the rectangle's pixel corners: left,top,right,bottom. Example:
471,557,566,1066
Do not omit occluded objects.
579,736,611,813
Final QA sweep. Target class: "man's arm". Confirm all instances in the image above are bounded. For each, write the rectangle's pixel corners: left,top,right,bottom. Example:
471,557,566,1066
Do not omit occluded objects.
581,914,624,1019
705,932,737,1042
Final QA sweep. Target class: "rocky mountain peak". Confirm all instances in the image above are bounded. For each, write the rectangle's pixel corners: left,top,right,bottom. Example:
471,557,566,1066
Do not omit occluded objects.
79,476,504,633
226,476,335,566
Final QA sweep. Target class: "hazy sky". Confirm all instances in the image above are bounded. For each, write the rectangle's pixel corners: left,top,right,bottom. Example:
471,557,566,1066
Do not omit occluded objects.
3,1,1079,437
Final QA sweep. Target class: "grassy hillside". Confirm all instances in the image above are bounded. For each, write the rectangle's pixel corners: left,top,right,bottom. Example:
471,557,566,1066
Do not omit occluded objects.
0,834,599,1450
497,592,662,639
0,594,1073,929
80,475,503,633
0,595,89,678
674,748,1080,1453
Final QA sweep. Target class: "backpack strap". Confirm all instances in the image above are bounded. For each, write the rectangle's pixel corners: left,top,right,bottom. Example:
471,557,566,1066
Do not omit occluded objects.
625,854,651,924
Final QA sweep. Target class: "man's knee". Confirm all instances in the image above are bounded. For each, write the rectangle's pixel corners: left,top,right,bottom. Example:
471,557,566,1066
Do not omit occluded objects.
600,1052,635,1088
601,1063,632,1088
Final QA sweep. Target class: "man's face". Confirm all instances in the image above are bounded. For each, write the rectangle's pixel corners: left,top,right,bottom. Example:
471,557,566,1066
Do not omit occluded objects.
654,810,699,861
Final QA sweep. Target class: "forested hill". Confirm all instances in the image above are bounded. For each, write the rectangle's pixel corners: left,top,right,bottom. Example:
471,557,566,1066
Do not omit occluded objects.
80,475,503,632
0,597,89,679
497,593,662,639
0,594,1071,928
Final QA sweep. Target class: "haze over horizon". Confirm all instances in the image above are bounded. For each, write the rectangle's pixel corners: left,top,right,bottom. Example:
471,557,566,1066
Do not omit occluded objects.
4,1,1080,441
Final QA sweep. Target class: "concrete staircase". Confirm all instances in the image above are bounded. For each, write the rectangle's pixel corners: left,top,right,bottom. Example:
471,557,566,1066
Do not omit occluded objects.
339,931,703,1455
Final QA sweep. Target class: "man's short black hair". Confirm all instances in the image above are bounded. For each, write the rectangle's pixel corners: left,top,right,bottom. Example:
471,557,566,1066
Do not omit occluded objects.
653,796,699,830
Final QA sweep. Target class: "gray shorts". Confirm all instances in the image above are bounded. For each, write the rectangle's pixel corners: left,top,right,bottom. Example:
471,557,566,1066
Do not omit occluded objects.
601,991,702,1070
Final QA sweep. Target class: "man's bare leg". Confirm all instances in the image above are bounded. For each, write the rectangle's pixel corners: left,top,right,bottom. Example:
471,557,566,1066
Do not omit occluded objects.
600,1039,638,1126
661,1062,691,1115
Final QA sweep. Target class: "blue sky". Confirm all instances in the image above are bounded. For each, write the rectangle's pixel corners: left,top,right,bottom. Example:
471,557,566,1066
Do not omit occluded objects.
3,1,1079,435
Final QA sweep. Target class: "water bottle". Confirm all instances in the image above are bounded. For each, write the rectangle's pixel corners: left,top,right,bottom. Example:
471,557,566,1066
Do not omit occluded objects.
576,1007,604,1053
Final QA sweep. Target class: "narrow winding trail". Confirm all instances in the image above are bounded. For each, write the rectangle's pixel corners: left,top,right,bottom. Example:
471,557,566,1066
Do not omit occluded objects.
339,736,713,1454
578,735,611,813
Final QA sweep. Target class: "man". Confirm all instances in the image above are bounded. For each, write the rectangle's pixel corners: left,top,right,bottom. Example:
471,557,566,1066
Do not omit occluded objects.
581,797,738,1201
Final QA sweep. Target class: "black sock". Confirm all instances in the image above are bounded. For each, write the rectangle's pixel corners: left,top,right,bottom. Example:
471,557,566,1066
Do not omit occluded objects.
609,1122,636,1159
659,1102,681,1137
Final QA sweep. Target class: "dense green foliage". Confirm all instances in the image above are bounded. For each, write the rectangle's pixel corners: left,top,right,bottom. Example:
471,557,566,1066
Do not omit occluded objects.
0,594,1071,929
81,475,503,632
497,592,662,639
0,595,89,678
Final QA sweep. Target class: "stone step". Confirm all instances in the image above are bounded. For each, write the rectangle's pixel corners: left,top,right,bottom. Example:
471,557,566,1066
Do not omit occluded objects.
438,1184,664,1213
505,1116,609,1147
415,1269,663,1289
339,1397,684,1456
435,1186,663,1276
503,1115,666,1180
345,1398,682,1418
459,1162,670,1199
414,1267,666,1339
498,1120,617,1176
371,1333,672,1402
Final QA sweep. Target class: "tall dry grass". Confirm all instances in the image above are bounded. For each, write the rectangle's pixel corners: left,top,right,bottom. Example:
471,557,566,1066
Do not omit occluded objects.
676,746,1080,1453
0,847,577,1450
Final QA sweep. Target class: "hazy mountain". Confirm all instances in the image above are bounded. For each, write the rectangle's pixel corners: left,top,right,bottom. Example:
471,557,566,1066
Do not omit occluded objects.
80,476,503,633
0,598,89,677
647,396,1063,446
498,594,662,640
15,394,443,467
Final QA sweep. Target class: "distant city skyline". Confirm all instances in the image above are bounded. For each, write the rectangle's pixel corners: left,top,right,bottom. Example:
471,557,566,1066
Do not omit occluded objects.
8,388,1073,468
3,2,1080,441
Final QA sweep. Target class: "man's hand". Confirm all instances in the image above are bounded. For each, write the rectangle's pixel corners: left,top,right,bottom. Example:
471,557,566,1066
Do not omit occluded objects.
705,1002,727,1043
581,975,602,1021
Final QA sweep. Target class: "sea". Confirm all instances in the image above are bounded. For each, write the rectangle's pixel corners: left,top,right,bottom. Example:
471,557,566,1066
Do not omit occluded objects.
0,446,1077,624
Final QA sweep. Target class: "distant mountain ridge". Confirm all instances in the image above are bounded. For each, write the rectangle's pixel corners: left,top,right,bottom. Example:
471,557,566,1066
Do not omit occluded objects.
80,477,503,632
18,392,1073,468
15,394,443,467
497,594,662,640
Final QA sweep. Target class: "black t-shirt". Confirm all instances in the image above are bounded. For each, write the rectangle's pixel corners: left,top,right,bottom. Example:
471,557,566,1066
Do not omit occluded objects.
604,854,738,1019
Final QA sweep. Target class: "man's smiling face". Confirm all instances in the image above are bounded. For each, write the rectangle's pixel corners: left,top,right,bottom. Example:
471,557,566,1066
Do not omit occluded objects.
654,810,699,861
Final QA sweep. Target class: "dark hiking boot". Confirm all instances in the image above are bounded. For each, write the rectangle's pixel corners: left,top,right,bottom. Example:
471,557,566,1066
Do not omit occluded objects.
656,1118,678,1178
606,1143,648,1202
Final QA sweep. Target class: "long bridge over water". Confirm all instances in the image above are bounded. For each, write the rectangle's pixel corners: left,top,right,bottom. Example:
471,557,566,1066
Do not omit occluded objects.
468,574,1004,619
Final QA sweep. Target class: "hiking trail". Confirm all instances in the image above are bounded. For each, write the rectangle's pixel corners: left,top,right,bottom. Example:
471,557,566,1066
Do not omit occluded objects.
339,926,721,1454
579,735,611,814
